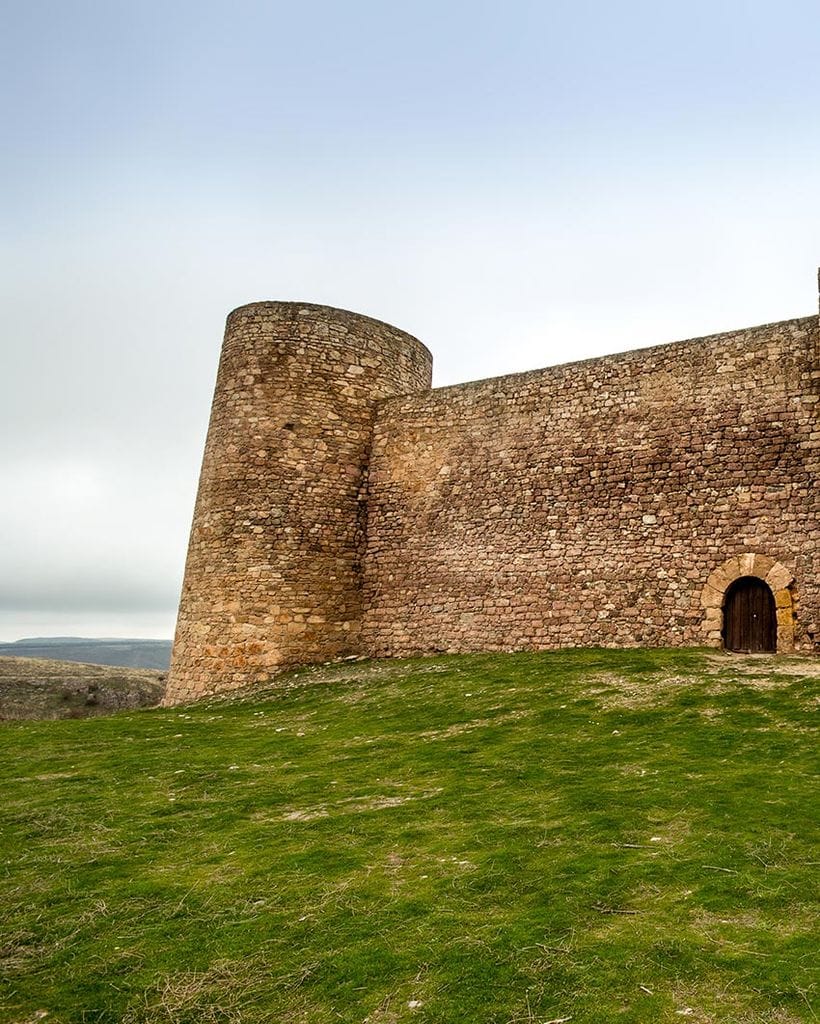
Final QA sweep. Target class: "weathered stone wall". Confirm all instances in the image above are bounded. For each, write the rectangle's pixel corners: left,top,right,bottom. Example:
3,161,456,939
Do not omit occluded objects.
166,303,432,702
168,295,818,704
362,315,819,657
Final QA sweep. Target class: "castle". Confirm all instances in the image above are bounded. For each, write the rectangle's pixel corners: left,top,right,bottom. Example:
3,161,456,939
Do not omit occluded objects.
165,278,819,703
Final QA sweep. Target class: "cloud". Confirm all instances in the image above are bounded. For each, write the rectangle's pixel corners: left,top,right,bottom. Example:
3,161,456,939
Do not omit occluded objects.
0,456,188,615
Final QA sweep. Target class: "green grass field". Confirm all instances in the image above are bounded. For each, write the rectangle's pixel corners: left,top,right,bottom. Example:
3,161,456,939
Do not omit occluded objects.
1,649,817,1024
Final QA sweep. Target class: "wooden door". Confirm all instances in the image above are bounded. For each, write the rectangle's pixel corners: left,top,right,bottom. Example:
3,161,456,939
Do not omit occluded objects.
723,576,776,653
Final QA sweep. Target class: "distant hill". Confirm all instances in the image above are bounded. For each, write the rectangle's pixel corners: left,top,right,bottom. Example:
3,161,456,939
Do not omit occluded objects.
0,637,172,671
0,655,165,720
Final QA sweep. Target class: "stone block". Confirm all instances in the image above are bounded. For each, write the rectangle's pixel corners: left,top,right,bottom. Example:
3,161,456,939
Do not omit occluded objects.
750,554,775,578
766,564,794,591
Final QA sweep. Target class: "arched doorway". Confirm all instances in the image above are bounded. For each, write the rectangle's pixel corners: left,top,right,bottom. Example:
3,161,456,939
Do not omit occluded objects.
723,576,776,653
700,554,795,652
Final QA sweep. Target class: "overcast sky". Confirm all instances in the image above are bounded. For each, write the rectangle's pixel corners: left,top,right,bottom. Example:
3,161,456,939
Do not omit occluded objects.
1,0,818,641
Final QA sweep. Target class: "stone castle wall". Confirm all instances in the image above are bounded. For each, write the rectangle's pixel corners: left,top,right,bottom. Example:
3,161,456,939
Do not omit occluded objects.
167,303,431,702
167,296,818,704
362,316,819,657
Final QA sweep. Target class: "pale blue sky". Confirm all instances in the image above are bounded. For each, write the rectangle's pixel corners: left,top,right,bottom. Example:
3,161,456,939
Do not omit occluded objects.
1,0,818,639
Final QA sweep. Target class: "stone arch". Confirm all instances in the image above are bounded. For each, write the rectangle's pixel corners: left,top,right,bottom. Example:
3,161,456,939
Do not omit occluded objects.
700,554,795,652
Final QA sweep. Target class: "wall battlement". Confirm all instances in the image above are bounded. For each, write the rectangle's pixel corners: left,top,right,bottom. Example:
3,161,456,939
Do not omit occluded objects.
166,287,819,704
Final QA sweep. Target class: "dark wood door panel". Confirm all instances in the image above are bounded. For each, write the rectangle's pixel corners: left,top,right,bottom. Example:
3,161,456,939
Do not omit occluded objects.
723,576,776,653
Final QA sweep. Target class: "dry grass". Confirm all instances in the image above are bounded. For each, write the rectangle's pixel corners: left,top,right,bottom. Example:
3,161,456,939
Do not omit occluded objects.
0,656,164,719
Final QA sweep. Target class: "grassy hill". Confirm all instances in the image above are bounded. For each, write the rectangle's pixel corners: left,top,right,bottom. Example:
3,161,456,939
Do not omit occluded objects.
0,656,166,720
0,648,817,1023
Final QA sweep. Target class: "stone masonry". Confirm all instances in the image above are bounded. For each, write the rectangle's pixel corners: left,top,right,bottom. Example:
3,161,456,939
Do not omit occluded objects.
166,283,819,704
168,303,432,701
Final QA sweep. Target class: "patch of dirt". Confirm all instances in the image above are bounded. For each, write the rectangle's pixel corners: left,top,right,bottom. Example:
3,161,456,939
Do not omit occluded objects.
280,787,443,823
584,672,691,709
335,687,370,705
754,719,815,734
616,817,692,852
203,654,467,709
364,1001,400,1024
437,855,477,871
418,709,532,740
584,655,819,711
282,807,330,822
691,910,765,930
670,983,806,1024
693,907,816,939
345,795,412,811
618,763,659,778
705,652,820,680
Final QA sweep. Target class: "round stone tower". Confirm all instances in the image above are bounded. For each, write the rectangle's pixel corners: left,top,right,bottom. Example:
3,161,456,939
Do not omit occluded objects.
166,302,432,703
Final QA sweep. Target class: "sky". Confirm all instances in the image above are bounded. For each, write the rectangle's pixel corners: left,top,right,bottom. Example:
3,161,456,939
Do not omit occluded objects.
1,0,818,641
